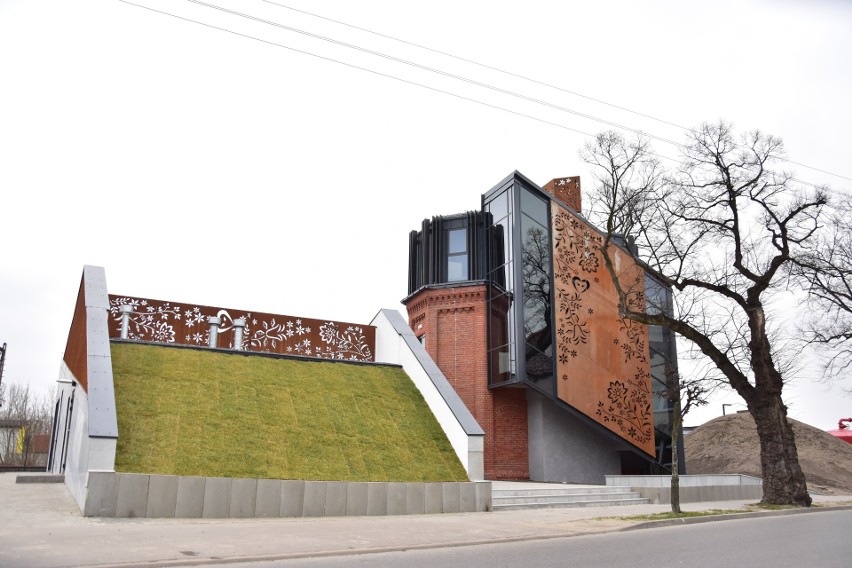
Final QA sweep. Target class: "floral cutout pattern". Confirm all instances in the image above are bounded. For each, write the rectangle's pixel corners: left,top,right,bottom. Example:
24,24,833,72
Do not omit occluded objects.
108,296,374,362
553,211,603,362
551,206,654,451
595,368,654,446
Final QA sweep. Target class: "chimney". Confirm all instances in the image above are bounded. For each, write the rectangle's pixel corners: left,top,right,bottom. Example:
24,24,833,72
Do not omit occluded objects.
542,177,581,213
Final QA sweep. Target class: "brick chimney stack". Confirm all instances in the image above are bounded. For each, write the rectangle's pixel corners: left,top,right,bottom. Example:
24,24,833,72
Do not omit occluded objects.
542,177,581,213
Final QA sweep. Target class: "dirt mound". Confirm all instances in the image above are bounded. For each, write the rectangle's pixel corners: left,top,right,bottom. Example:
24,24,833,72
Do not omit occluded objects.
684,412,852,495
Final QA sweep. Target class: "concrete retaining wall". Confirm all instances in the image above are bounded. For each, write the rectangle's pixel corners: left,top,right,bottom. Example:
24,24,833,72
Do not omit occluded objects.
85,472,492,518
605,474,763,504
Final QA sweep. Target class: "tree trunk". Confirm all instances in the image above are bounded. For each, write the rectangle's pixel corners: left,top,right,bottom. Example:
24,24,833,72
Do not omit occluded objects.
670,380,681,514
749,394,812,506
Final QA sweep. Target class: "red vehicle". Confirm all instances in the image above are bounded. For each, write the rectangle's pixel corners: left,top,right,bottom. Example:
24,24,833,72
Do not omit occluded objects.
828,418,852,444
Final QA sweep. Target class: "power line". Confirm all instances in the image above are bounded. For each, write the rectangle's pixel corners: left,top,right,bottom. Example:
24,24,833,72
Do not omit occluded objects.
119,0,849,196
261,0,690,132
183,0,685,148
260,0,852,184
117,0,599,138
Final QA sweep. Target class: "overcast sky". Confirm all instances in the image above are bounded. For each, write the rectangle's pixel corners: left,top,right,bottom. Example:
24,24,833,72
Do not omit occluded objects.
1,0,850,431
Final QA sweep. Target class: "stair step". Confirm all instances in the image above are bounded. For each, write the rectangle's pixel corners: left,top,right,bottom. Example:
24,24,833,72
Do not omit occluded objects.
488,484,649,510
493,487,635,497
493,497,650,511
493,491,643,504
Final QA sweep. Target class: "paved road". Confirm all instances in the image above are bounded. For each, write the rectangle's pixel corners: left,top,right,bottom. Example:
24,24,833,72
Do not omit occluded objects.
212,511,852,568
3,473,851,568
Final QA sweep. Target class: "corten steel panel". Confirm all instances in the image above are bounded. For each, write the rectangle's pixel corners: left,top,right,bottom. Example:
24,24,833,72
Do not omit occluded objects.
542,176,582,213
551,204,655,456
63,276,89,392
106,295,376,362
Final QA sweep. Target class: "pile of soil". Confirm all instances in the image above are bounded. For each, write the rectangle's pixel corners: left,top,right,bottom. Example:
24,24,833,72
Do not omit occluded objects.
684,412,852,495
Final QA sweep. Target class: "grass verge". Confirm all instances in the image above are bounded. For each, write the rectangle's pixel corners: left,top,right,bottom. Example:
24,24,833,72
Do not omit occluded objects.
609,509,746,521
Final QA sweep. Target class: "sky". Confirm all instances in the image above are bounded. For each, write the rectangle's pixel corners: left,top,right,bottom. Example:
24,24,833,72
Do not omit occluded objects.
1,0,851,431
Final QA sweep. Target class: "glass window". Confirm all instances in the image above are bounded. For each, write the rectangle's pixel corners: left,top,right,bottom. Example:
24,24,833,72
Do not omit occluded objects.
520,191,552,384
446,227,468,281
448,254,468,281
489,261,513,292
486,189,509,222
646,276,673,316
488,289,515,350
448,228,466,254
520,187,548,227
487,216,511,283
524,343,553,383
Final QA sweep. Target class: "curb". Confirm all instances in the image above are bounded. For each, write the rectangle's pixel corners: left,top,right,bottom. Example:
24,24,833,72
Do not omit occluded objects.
622,504,852,531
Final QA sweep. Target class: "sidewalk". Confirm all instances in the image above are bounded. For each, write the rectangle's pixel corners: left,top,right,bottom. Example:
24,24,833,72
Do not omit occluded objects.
3,473,851,568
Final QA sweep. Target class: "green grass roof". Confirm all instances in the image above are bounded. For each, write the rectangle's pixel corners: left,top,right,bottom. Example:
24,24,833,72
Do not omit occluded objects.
110,342,468,482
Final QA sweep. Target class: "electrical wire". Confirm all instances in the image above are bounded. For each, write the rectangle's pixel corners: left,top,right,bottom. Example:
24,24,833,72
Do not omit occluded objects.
183,0,685,148
261,0,852,184
119,0,849,194
117,0,600,139
261,0,690,132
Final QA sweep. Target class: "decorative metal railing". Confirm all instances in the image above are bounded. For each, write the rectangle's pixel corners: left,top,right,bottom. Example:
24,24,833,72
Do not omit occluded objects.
107,295,375,362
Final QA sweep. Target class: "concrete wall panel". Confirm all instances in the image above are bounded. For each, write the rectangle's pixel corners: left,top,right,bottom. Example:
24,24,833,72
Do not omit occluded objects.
175,476,205,518
256,479,282,518
459,482,476,513
84,474,490,518
324,482,347,517
441,482,461,513
115,473,149,518
475,481,492,512
83,471,119,517
230,478,258,518
387,482,407,515
146,475,178,518
366,482,388,516
424,483,443,514
280,480,305,517
303,481,327,517
202,477,231,518
405,483,426,515
345,483,368,516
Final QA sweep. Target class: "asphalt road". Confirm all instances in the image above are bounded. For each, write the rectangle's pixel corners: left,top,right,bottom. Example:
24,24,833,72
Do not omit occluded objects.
214,509,852,568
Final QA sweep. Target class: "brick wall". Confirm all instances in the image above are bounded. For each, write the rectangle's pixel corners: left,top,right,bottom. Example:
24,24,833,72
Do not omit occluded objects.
406,285,529,480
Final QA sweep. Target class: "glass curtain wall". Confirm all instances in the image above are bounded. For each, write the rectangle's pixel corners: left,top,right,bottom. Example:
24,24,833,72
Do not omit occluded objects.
485,176,555,390
646,275,678,467
519,188,553,390
485,185,515,385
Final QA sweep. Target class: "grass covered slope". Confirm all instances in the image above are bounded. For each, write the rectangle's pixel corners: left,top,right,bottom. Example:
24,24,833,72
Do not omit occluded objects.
110,342,468,482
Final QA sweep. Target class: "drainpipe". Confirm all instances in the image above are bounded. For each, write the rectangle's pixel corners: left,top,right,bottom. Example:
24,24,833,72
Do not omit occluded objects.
208,317,221,348
233,318,246,350
119,305,134,339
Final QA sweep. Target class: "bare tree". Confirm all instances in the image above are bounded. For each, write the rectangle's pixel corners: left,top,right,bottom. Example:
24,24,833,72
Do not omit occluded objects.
0,383,53,467
582,121,829,506
659,365,711,514
792,194,852,379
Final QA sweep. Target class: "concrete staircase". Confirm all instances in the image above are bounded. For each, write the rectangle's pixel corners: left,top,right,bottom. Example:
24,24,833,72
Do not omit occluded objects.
491,482,649,511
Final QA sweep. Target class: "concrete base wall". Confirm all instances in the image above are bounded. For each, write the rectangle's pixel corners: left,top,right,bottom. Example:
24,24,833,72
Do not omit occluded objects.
527,390,621,484
84,472,492,518
605,474,764,504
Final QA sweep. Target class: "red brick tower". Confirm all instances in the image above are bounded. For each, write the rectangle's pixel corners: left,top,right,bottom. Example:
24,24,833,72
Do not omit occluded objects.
405,211,529,480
